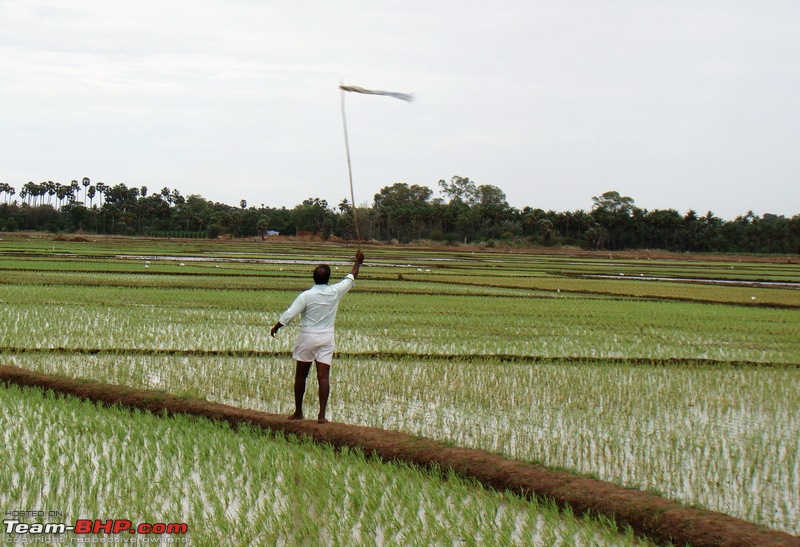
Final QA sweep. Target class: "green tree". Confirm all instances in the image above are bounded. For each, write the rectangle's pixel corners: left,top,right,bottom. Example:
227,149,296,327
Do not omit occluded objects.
591,191,635,214
474,184,511,239
590,191,637,250
257,216,270,240
439,175,478,205
373,182,433,241
291,198,333,237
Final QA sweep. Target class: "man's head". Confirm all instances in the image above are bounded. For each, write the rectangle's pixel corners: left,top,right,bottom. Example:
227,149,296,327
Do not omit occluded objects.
313,264,331,285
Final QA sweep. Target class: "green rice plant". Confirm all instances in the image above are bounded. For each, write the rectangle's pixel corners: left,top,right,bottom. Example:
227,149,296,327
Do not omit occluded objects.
1,242,798,536
4,351,797,535
0,383,646,545
2,278,797,362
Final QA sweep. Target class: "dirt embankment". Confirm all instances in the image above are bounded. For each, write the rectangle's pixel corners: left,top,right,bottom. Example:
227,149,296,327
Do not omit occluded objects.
1,364,797,547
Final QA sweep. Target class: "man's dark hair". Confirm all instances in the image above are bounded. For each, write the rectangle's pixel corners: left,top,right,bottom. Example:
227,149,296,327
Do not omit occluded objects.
313,264,331,285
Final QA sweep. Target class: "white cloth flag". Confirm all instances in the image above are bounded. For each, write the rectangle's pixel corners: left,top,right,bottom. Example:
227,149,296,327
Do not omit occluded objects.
339,84,413,102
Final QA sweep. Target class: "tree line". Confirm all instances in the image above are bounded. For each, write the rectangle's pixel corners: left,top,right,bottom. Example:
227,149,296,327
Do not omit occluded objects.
0,176,798,254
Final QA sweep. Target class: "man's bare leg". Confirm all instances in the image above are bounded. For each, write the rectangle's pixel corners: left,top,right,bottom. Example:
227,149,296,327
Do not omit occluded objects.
289,361,312,420
315,361,331,423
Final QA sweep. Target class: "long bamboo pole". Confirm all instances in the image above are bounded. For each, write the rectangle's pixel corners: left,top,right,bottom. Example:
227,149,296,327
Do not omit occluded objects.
340,85,361,242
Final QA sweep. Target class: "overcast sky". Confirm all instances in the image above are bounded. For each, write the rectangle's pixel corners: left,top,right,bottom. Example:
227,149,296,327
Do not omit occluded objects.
2,0,798,220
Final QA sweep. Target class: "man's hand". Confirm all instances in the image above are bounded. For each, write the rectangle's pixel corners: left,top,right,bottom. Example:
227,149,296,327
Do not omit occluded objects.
270,322,283,338
355,249,365,264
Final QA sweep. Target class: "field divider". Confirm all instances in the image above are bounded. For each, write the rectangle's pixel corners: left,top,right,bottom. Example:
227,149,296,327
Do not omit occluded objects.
1,362,797,547
0,346,795,368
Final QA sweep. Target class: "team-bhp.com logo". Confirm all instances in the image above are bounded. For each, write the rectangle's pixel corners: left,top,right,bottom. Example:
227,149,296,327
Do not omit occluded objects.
4,518,189,543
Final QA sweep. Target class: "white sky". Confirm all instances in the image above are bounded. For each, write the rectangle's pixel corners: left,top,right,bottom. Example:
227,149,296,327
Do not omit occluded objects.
2,0,798,220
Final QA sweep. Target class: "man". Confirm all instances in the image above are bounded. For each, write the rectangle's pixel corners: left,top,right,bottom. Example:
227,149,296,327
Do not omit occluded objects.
270,249,364,423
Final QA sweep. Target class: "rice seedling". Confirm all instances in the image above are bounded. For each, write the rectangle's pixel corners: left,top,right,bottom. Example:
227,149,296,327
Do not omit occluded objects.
1,240,798,536
4,351,797,535
0,383,646,545
1,280,797,362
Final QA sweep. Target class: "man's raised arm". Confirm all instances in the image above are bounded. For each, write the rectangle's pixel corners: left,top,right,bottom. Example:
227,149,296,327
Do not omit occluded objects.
350,250,365,279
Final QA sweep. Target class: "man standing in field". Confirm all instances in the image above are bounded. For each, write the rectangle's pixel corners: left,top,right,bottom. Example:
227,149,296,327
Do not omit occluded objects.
270,250,364,423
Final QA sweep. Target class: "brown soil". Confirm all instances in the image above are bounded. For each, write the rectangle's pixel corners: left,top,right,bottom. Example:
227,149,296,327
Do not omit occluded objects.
1,363,797,547
51,235,90,242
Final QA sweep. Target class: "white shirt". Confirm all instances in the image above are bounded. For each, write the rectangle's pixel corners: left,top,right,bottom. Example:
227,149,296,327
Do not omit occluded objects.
278,274,355,329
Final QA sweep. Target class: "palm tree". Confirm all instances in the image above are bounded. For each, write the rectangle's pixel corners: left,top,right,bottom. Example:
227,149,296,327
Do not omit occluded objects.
46,181,56,206
95,183,107,207
22,182,37,206
0,183,12,204
35,183,46,206
170,189,184,206
70,180,80,206
56,183,70,209
82,178,90,206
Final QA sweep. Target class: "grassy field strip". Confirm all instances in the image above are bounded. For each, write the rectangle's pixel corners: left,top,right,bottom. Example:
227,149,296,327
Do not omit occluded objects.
54,249,800,275
345,295,797,362
0,270,542,298
2,253,798,306
4,265,799,306
4,352,798,535
0,298,797,363
2,268,798,307
0,382,648,546
4,251,799,280
4,247,799,278
1,293,797,362
1,236,797,266
422,276,800,306
555,262,800,281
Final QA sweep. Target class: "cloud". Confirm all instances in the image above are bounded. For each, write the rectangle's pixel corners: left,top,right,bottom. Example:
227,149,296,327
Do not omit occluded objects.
1,0,798,219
